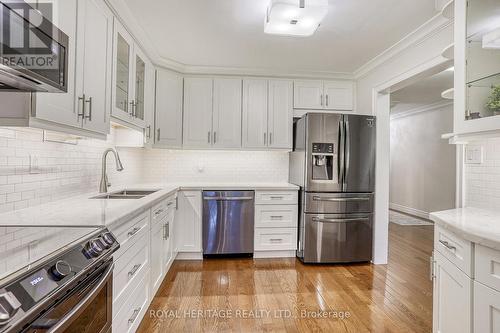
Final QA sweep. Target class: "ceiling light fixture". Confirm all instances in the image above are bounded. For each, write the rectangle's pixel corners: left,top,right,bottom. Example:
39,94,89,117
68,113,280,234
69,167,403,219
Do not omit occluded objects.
483,27,500,49
264,0,328,37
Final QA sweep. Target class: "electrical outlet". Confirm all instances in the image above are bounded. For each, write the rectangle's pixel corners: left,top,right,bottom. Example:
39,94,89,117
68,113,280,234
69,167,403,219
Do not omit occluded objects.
465,145,483,164
29,154,41,174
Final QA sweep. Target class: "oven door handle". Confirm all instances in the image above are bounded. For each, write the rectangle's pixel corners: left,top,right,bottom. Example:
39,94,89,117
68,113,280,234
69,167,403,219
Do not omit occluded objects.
47,262,114,333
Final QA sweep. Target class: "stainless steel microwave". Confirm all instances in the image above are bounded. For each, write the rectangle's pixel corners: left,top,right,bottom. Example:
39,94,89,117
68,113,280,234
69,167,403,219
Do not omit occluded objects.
0,1,68,92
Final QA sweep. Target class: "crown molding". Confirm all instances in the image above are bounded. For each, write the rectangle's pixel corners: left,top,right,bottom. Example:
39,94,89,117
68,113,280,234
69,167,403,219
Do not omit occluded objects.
390,100,453,120
354,14,453,79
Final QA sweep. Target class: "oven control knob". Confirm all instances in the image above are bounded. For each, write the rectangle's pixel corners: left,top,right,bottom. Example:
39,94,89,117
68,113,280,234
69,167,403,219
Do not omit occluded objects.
49,260,72,281
85,239,104,257
0,292,21,326
101,232,116,248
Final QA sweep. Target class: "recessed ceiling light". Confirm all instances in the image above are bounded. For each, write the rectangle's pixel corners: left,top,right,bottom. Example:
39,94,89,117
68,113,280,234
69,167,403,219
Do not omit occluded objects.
264,0,328,37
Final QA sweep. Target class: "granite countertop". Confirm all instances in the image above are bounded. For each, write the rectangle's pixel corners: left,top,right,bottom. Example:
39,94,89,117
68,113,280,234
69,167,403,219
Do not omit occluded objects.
430,207,500,250
0,182,299,228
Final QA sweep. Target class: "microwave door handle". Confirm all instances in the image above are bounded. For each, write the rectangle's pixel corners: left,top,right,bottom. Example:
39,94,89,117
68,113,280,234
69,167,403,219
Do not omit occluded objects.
47,262,114,332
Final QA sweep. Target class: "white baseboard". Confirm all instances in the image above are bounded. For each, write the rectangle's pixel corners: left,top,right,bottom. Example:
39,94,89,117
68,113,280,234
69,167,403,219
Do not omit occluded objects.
253,250,296,259
176,252,203,260
390,203,430,220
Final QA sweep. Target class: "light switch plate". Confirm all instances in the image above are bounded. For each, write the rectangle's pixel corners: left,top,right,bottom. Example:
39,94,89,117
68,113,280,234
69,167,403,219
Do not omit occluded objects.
465,145,483,164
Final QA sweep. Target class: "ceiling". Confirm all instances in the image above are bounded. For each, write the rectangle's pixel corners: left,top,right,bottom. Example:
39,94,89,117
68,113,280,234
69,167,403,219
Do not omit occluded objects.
123,0,438,74
391,69,454,114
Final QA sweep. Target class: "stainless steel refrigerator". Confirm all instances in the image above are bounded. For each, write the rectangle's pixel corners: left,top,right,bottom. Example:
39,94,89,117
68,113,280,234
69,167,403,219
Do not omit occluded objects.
289,113,376,263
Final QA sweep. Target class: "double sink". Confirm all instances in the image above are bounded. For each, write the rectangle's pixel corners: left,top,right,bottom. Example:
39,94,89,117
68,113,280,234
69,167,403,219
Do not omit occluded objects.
91,190,159,200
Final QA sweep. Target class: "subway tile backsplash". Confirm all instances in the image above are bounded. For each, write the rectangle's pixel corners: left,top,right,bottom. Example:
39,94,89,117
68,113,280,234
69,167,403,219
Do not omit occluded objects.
0,128,291,214
0,127,143,214
465,137,500,210
142,149,290,183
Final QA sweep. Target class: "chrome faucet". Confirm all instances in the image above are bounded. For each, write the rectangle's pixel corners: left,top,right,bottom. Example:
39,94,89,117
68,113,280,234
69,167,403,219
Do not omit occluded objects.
99,148,124,193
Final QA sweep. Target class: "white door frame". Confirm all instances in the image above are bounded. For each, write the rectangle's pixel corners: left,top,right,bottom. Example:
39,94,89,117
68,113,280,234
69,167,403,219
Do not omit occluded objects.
372,55,454,264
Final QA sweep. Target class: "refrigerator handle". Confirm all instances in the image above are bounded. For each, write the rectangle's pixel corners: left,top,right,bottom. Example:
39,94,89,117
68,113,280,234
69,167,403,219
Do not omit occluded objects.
338,119,345,185
344,119,351,190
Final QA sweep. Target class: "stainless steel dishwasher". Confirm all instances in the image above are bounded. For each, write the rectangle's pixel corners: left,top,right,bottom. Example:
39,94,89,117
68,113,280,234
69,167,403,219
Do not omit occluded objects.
202,191,254,255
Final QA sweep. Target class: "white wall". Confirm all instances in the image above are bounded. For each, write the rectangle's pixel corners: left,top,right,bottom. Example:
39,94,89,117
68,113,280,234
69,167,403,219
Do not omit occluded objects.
0,127,144,214
390,102,456,217
142,149,289,183
464,138,500,210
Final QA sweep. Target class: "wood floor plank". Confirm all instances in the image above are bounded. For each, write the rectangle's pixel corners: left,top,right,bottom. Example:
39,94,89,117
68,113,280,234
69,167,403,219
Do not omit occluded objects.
137,223,433,333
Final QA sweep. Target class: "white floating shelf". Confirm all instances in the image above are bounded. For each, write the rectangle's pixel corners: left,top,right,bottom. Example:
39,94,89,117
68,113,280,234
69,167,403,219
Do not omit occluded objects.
441,0,454,19
441,88,454,100
442,43,454,60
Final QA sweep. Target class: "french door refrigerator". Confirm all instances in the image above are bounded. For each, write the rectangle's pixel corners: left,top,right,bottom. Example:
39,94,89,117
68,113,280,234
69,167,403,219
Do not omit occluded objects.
289,113,376,263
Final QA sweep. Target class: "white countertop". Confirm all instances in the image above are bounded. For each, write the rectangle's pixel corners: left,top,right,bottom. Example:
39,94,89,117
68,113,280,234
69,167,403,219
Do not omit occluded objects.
430,207,500,250
0,182,299,228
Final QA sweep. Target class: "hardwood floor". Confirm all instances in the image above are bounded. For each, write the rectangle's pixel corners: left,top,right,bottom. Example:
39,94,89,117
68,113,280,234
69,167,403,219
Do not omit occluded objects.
138,223,434,333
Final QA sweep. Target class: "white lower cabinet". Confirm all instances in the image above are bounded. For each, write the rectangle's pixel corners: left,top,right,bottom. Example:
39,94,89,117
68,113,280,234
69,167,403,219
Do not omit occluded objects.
175,191,202,255
432,251,472,333
474,281,500,333
254,190,298,258
432,225,500,333
113,272,150,333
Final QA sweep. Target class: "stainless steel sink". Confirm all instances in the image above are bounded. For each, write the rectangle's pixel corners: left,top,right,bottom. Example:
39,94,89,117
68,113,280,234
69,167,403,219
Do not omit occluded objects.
91,189,159,200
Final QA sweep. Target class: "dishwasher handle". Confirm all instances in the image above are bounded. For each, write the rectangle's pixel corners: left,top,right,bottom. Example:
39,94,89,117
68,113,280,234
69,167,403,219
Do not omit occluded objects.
203,196,254,201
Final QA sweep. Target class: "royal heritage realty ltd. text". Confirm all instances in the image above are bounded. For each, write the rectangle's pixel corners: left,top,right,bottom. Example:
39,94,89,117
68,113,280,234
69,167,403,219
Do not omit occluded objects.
149,309,352,320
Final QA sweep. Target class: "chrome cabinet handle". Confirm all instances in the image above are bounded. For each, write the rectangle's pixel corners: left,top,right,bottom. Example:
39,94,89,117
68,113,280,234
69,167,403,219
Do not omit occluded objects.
269,133,272,145
127,227,140,237
270,215,283,219
320,94,323,106
163,222,170,240
208,131,211,144
128,307,142,324
157,128,161,141
439,240,457,251
146,125,151,139
155,209,164,216
326,94,329,107
270,196,284,200
129,101,135,117
84,96,92,121
312,196,369,202
270,238,283,242
128,264,141,277
77,94,86,121
264,132,267,145
213,131,217,144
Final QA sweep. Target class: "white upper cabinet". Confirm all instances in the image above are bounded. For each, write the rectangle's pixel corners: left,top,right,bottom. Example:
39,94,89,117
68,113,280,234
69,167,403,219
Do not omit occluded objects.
268,80,293,149
242,79,293,150
143,61,156,147
293,80,323,109
323,81,354,110
212,78,242,148
155,69,183,148
34,0,80,129
112,20,148,129
183,78,213,148
76,0,113,135
242,79,268,149
294,80,354,111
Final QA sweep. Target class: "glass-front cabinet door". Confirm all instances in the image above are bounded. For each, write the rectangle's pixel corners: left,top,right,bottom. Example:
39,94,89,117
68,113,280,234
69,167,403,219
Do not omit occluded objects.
465,0,500,121
134,52,146,123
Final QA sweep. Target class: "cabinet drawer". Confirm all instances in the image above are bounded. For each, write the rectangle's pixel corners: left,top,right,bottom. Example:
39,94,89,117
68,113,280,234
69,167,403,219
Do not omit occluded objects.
255,191,298,205
152,195,177,225
434,226,472,276
475,244,500,292
255,205,297,228
113,231,149,312
255,228,297,251
112,211,149,260
113,271,150,333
